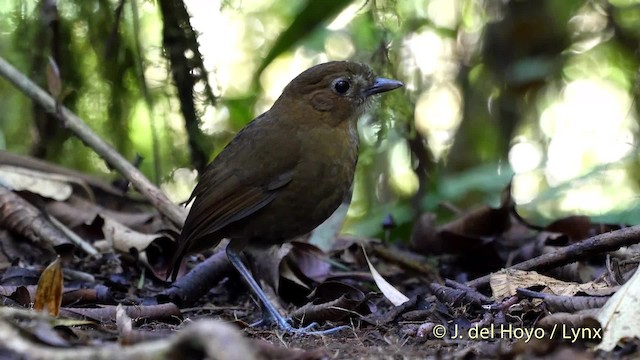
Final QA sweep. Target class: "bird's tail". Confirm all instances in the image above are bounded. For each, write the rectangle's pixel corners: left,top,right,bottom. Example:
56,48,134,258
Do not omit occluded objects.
166,236,189,282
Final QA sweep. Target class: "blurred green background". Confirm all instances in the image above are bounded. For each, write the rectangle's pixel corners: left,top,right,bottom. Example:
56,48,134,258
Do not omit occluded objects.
1,0,639,240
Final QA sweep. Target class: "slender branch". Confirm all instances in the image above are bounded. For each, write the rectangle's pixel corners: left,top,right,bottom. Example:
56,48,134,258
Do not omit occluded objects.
466,225,640,289
0,56,186,227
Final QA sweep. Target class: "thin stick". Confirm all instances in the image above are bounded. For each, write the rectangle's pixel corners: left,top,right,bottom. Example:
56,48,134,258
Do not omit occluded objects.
466,225,640,288
0,56,186,227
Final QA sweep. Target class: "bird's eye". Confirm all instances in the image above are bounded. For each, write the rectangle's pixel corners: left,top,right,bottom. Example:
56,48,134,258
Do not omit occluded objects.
333,80,350,94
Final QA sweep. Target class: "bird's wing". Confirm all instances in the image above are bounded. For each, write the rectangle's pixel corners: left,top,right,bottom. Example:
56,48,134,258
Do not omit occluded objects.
180,168,295,245
179,115,301,250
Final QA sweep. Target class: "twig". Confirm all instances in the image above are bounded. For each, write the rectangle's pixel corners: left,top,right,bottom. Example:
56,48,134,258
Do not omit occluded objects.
516,287,610,312
444,279,492,304
0,56,186,227
467,225,640,288
49,214,98,256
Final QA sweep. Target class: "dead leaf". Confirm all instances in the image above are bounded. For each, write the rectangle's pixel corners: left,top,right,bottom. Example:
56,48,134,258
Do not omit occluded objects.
46,57,62,99
34,256,63,316
545,216,593,242
597,266,640,350
98,216,160,253
0,165,92,202
280,242,331,289
291,281,367,324
410,183,513,256
361,244,409,306
490,269,611,300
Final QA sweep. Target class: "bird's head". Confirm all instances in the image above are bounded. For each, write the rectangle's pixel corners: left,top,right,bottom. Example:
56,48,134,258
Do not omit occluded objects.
274,61,403,126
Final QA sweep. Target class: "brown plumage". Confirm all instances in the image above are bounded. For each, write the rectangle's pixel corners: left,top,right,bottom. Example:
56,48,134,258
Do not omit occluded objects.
170,61,403,334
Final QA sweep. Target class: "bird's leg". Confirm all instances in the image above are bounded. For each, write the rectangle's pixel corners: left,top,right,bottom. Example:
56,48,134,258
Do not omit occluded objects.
225,241,348,335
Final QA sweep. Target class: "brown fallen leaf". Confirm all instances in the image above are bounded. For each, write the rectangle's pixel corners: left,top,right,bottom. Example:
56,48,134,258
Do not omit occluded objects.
94,215,174,279
410,182,513,256
0,186,72,250
286,241,331,283
489,269,612,300
34,256,63,316
291,281,367,325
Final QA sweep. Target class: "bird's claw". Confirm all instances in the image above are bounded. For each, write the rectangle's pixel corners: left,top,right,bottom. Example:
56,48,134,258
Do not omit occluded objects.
251,316,348,335
277,321,349,336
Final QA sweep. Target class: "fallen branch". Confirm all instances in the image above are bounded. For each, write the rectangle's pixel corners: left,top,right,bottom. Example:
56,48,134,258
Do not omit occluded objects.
467,225,640,289
158,249,232,307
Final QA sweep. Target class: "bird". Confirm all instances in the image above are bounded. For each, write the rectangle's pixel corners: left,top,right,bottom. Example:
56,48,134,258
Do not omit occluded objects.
170,61,403,334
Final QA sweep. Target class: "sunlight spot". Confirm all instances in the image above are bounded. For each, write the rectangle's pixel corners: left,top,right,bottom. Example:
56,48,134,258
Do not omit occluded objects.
540,78,636,185
400,27,459,94
414,85,462,159
427,0,460,29
388,141,419,197
402,30,442,82
324,33,355,60
258,53,317,112
162,168,198,203
512,172,542,204
328,2,366,31
558,169,635,215
185,0,255,96
200,106,230,135
509,140,543,173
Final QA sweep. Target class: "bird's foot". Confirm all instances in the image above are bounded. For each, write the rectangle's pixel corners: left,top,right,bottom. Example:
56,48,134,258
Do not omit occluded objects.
251,315,349,335
275,320,350,335
227,246,349,335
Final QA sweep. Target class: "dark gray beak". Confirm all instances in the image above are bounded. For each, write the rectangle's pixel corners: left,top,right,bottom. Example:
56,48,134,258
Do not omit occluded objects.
365,77,404,97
